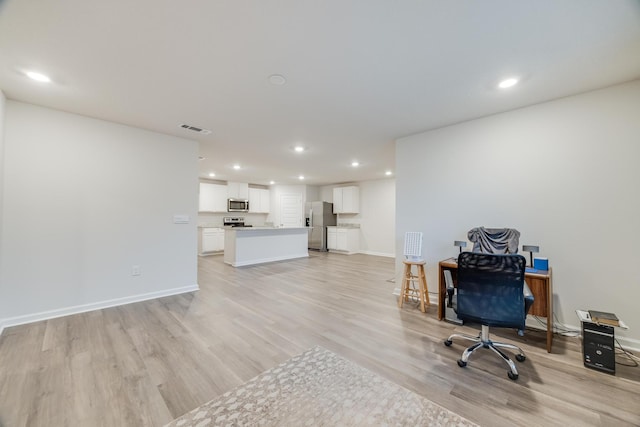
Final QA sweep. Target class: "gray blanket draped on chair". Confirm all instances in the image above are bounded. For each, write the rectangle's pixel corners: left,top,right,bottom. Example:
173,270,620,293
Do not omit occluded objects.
468,227,520,254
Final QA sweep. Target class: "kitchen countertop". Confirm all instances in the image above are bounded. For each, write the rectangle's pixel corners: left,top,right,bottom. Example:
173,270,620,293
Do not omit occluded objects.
226,226,307,230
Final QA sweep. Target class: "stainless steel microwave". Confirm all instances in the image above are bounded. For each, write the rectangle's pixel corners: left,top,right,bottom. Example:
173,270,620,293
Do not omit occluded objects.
228,198,249,212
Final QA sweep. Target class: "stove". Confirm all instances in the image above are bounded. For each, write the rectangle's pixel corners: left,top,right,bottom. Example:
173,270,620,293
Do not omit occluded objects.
223,216,252,227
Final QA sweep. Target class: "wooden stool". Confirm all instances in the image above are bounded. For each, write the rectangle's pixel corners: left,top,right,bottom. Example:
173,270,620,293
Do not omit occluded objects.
398,260,429,312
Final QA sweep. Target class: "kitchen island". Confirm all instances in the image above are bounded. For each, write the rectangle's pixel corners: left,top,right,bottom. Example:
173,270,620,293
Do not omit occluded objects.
223,227,309,267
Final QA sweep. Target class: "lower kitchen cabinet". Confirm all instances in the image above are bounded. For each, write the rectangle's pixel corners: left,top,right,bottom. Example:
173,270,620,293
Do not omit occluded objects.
199,227,225,255
326,227,359,254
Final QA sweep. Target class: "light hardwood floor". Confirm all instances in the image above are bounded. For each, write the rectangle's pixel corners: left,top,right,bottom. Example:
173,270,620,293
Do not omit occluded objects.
1,252,639,426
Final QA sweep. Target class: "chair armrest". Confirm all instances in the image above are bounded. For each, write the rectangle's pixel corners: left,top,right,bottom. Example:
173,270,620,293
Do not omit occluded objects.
523,280,533,299
444,270,455,307
523,280,535,316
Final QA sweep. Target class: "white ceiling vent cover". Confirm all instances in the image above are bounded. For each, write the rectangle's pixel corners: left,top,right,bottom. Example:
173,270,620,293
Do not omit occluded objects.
179,124,212,135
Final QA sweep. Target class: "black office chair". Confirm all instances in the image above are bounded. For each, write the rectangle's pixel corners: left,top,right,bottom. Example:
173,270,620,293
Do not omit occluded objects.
444,252,531,380
462,226,534,335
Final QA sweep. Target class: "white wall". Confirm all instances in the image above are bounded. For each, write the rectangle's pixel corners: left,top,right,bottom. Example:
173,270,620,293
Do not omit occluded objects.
0,101,199,329
396,80,640,348
319,185,334,203
305,185,320,203
0,90,5,321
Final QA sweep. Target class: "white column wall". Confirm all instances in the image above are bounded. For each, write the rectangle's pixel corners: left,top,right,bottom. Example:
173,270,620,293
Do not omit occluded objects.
396,79,640,348
0,90,6,329
320,179,395,257
0,101,199,328
357,179,395,257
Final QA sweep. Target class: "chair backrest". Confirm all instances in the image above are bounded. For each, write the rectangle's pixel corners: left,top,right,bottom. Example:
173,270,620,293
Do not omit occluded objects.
467,227,520,254
456,252,527,329
403,232,423,261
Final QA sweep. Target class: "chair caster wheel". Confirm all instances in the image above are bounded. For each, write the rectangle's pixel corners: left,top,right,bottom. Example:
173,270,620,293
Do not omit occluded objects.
444,340,452,347
457,359,467,368
508,371,519,380
516,354,526,362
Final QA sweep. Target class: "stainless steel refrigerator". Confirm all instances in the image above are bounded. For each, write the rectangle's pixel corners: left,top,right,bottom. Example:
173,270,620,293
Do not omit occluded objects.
305,201,337,251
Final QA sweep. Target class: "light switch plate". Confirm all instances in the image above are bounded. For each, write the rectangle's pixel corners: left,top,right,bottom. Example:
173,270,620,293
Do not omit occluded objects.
173,214,190,224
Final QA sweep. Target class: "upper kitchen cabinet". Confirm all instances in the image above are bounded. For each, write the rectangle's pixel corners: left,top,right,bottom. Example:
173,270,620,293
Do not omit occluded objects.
199,182,227,212
227,182,249,200
249,188,270,213
333,186,360,214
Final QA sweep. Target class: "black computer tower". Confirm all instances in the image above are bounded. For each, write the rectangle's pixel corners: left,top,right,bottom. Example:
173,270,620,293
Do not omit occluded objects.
582,321,615,374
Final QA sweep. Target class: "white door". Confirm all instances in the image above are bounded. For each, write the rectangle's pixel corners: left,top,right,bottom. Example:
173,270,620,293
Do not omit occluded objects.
280,194,302,227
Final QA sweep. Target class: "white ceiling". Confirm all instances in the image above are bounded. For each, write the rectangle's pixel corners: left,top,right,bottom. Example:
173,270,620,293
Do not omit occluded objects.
1,1,639,186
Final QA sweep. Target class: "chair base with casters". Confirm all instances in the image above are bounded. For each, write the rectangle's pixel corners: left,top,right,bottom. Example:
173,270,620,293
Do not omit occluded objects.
444,324,526,380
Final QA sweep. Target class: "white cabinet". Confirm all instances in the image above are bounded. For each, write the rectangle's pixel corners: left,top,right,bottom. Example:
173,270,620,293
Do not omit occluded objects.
249,188,270,213
228,182,249,199
260,189,270,213
326,227,359,254
199,182,227,212
199,228,225,255
332,186,360,214
327,227,337,250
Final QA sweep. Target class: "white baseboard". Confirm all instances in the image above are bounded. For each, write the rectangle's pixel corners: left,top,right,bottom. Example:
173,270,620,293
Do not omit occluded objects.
327,249,358,255
360,250,395,258
0,284,199,336
391,289,640,353
615,336,640,353
392,287,439,300
556,320,640,353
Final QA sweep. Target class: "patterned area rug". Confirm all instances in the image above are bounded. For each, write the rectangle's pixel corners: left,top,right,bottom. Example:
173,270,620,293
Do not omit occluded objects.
166,346,477,427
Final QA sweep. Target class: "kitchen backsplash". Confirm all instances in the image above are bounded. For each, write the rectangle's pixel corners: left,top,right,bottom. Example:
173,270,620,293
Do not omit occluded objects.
198,212,268,228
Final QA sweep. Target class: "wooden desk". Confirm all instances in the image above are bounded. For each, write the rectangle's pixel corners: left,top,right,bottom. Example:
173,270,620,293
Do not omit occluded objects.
438,258,554,353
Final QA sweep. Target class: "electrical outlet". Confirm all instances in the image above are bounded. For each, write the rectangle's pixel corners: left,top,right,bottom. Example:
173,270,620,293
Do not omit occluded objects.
131,265,141,276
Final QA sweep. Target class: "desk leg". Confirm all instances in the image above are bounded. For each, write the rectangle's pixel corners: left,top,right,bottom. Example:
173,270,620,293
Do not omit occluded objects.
437,265,445,320
546,275,553,353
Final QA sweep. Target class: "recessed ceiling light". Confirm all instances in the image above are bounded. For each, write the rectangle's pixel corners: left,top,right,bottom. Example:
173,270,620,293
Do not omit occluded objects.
385,170,393,176
498,78,519,89
269,180,275,185
233,164,241,170
25,71,51,83
298,175,305,180
351,161,360,167
199,156,206,161
209,172,216,177
294,145,305,153
269,74,286,85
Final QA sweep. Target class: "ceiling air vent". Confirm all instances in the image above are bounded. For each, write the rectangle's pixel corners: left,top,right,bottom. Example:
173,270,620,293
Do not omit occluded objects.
179,124,212,135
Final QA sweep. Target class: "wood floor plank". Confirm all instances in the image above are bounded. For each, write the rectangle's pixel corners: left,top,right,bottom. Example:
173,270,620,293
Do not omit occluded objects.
0,252,639,426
